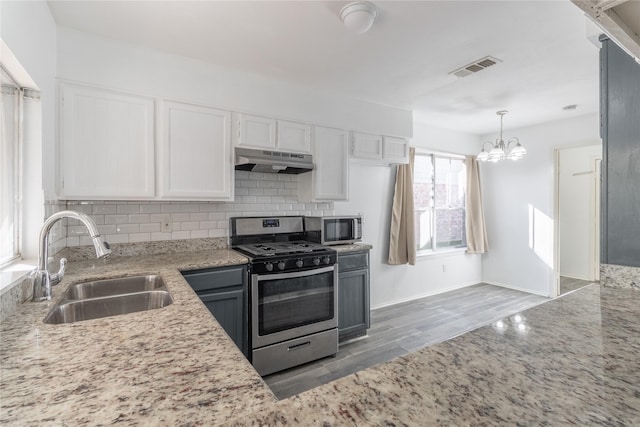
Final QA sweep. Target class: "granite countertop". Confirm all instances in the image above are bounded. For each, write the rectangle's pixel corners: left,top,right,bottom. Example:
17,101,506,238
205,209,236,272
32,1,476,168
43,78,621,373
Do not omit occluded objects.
330,243,373,253
3,246,639,425
0,249,278,425
229,283,640,425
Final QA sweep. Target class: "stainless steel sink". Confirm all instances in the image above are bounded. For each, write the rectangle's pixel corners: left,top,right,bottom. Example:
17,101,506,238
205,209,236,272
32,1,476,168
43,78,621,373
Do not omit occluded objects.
65,275,166,299
44,275,174,324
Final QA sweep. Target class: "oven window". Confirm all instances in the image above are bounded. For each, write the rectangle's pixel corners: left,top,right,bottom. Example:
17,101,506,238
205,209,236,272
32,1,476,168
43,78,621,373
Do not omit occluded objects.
258,270,334,336
323,219,353,242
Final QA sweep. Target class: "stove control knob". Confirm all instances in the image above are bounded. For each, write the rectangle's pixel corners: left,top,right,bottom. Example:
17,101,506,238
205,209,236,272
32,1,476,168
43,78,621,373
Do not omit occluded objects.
313,257,321,266
323,256,331,265
296,259,304,268
265,262,274,272
277,261,286,271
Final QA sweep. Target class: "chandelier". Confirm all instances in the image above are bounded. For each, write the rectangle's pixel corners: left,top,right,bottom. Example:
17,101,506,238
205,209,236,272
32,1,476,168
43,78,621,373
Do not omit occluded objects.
477,110,527,162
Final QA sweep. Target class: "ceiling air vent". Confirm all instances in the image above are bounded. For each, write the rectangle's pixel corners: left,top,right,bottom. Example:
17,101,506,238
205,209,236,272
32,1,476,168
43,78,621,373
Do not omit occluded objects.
450,56,502,78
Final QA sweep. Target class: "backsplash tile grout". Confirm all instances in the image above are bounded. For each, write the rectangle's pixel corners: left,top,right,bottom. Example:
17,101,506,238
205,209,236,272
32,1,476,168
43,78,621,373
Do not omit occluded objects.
63,171,334,247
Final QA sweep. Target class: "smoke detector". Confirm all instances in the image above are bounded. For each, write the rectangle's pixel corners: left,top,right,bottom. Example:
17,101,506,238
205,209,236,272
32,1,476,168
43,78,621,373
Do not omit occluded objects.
449,56,502,78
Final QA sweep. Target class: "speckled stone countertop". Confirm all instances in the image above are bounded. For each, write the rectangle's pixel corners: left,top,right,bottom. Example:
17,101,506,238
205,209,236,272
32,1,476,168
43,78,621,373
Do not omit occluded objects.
330,243,373,253
230,284,640,426
0,249,277,425
3,247,639,425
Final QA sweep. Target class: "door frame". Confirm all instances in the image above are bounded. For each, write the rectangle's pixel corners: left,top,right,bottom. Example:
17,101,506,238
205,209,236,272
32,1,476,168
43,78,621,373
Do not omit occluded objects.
552,144,602,297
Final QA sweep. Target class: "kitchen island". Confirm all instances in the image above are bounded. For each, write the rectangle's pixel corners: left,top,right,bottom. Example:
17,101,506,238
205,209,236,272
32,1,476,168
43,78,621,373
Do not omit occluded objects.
231,283,640,426
2,249,639,425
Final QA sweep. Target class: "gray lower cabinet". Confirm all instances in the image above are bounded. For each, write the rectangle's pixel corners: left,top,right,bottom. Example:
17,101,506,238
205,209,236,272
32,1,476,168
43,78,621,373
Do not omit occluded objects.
338,250,370,342
182,265,248,357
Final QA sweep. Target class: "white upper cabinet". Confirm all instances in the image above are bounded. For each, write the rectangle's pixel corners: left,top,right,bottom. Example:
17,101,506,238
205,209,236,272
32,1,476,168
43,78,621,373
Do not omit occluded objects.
59,82,155,199
235,113,276,149
350,131,410,165
383,136,410,164
352,132,383,161
299,126,349,202
235,113,311,154
160,101,233,200
277,120,311,153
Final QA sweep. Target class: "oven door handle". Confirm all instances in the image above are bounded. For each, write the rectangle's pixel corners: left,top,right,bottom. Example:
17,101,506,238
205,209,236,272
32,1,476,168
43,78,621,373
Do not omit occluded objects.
254,265,335,281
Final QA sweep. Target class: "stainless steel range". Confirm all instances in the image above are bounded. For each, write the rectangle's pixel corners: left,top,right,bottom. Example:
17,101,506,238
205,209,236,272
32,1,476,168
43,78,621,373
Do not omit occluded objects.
230,216,338,376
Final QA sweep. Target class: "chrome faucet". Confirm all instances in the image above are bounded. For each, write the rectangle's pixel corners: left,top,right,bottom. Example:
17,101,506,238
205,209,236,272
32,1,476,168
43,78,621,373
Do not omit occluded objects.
32,210,111,302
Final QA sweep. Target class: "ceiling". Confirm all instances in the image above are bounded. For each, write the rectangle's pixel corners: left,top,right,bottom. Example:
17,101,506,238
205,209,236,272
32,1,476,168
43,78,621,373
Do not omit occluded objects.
47,1,611,135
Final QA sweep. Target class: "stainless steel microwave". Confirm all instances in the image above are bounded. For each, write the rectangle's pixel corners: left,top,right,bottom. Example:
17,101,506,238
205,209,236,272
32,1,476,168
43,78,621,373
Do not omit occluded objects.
305,216,362,245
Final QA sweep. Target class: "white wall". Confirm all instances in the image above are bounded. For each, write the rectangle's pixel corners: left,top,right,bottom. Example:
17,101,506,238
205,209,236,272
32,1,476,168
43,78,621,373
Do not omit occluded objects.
558,144,601,280
335,121,482,309
1,0,57,258
56,27,412,139
480,113,600,296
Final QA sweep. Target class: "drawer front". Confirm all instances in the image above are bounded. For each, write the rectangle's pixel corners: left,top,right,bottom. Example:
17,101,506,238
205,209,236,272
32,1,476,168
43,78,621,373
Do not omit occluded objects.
252,328,338,376
338,251,369,272
183,266,246,292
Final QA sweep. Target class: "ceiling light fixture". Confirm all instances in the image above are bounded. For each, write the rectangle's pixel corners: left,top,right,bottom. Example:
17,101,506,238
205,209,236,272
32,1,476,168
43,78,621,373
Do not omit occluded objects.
477,110,526,163
340,2,377,34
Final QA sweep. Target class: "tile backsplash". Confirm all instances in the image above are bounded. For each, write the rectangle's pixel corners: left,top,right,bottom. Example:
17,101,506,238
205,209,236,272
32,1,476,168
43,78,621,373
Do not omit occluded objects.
63,171,334,247
44,201,68,257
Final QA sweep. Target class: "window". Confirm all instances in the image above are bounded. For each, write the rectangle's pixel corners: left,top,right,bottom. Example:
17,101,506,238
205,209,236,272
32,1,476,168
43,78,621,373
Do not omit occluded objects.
413,152,466,253
1,67,21,266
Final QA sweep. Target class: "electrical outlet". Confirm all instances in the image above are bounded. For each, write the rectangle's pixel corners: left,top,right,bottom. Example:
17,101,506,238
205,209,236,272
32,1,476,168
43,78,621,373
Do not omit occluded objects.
160,215,172,233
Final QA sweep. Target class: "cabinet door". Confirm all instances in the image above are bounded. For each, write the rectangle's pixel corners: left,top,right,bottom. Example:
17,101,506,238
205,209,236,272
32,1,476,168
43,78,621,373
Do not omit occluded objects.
338,251,369,272
277,120,311,153
182,266,245,292
236,114,276,149
352,132,383,161
383,136,410,164
338,268,370,342
300,126,348,201
160,101,233,200
200,289,246,355
59,82,155,199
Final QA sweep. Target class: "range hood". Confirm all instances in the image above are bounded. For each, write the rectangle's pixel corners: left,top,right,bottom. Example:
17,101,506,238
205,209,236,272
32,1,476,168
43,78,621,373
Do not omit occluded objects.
235,147,314,174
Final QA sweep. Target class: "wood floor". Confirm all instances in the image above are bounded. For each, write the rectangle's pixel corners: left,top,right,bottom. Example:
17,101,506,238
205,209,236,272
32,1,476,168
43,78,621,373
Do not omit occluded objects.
264,283,549,399
559,276,596,295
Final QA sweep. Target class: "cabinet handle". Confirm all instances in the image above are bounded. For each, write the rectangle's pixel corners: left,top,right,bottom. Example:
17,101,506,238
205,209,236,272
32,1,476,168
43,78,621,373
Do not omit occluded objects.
287,341,311,351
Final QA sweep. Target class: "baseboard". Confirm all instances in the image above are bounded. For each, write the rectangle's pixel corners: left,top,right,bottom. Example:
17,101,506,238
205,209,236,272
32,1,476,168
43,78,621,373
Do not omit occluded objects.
559,273,595,282
371,280,480,310
482,280,550,297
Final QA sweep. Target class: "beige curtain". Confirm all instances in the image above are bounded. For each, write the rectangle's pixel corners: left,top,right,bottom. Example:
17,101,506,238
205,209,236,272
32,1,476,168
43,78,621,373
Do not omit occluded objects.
388,148,416,265
465,155,489,254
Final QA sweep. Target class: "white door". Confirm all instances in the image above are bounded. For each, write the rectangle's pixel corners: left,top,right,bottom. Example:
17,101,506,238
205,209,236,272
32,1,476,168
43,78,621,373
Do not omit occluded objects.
557,144,602,282
383,136,410,164
277,120,311,153
59,83,155,199
352,132,383,161
236,114,276,149
160,101,233,200
310,126,349,201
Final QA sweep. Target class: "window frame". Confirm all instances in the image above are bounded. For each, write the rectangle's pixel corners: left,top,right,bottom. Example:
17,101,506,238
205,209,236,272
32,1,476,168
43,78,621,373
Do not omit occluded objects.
413,149,467,256
1,66,23,268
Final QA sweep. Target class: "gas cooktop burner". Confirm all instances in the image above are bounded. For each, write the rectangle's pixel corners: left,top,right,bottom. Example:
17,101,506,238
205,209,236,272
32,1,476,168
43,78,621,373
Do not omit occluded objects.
235,240,329,257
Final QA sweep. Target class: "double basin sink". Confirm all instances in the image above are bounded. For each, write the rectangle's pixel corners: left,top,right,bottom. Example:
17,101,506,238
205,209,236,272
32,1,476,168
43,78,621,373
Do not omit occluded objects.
44,275,174,324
